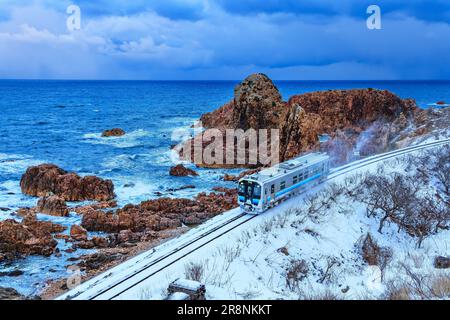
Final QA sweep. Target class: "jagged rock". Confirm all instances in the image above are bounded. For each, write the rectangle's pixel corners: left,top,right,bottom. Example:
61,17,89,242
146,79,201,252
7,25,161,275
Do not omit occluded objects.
0,287,26,300
36,194,69,217
73,201,117,215
117,230,141,243
434,256,450,269
201,73,285,131
73,240,95,249
77,252,123,271
91,236,109,248
54,233,70,240
22,213,66,234
223,168,261,182
70,225,88,241
169,164,198,177
166,185,196,192
101,128,125,137
81,189,237,234
0,270,24,277
15,207,36,217
20,164,115,201
180,73,423,168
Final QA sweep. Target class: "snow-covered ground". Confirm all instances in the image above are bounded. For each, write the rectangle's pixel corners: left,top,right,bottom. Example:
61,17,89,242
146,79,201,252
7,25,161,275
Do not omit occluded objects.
110,142,449,300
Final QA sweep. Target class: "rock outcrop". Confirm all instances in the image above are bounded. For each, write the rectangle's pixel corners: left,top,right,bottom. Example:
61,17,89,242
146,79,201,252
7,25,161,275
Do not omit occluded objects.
36,194,69,217
70,225,88,241
223,168,261,182
178,73,425,167
0,213,65,260
73,200,117,215
169,164,198,177
434,256,450,269
0,287,26,300
101,128,126,137
20,164,115,201
81,188,237,234
201,73,285,131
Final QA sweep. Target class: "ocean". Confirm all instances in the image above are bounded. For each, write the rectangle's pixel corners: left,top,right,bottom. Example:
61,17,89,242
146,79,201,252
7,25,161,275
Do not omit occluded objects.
0,80,449,295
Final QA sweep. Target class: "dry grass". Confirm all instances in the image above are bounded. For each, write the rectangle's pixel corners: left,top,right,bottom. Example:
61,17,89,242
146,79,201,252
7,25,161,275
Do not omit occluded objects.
430,275,450,298
184,261,205,282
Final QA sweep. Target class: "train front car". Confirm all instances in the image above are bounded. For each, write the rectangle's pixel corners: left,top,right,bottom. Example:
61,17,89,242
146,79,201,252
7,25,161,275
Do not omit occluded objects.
238,179,264,214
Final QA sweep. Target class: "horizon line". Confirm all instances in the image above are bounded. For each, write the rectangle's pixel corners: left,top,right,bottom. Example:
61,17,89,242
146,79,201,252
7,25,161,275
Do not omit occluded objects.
1,78,450,82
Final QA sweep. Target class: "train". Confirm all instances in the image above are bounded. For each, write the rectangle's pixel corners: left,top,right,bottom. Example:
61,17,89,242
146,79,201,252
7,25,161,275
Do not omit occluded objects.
238,152,330,214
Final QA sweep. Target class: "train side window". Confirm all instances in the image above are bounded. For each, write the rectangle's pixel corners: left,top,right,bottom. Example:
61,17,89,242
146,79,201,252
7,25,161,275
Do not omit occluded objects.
293,175,298,184
280,181,286,190
304,171,309,179
271,184,275,193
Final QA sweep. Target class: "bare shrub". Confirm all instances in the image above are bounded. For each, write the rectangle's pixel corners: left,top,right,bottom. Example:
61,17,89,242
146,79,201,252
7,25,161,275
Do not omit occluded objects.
274,211,290,228
361,233,381,266
399,263,431,299
401,194,450,247
390,263,450,299
357,173,420,233
357,168,450,247
360,233,392,281
318,256,339,284
304,192,333,223
429,145,450,198
260,219,275,233
184,261,204,282
285,259,309,291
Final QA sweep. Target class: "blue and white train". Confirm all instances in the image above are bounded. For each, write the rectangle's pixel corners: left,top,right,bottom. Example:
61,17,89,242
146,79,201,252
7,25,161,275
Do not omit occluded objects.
238,152,330,214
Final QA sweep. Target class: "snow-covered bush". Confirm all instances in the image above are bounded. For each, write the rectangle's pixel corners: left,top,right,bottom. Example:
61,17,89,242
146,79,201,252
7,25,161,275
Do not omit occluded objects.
285,259,309,291
360,233,392,280
355,152,450,247
184,261,205,282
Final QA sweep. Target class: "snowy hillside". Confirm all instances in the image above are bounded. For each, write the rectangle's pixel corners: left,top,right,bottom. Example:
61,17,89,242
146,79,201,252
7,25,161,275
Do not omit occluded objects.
131,144,450,300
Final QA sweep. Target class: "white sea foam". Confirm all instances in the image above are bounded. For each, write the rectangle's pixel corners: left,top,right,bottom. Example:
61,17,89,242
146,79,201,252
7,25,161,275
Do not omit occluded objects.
114,180,158,205
0,153,43,175
102,154,142,170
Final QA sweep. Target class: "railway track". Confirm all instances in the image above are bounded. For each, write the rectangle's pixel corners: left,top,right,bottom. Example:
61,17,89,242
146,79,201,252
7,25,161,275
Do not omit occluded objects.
57,138,449,300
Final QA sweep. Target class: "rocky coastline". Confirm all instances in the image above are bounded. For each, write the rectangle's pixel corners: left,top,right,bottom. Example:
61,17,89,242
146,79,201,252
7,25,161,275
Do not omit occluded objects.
178,73,446,167
1,73,448,300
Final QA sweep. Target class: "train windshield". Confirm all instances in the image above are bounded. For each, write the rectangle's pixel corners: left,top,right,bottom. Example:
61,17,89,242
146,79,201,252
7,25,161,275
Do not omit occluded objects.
238,180,261,199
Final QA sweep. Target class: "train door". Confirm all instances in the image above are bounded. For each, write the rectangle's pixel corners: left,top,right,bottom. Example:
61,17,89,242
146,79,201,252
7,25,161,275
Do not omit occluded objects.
270,183,275,203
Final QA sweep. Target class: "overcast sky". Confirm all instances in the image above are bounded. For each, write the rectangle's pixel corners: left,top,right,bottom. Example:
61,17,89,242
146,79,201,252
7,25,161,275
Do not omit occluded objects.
0,0,449,80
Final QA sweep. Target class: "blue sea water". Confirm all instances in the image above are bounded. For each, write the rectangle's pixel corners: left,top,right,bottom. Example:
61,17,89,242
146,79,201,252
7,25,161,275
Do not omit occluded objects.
0,80,449,295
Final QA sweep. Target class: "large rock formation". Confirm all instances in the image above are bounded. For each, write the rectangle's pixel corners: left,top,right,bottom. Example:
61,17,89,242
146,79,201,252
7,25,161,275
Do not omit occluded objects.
179,73,426,167
0,213,65,260
20,164,115,201
81,188,237,234
201,73,285,131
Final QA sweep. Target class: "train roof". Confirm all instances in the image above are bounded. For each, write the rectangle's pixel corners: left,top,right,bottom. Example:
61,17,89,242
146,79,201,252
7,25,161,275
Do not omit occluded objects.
242,152,329,183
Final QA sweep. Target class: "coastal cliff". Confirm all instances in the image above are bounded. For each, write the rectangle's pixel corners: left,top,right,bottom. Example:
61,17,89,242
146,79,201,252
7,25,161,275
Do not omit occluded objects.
180,73,442,167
